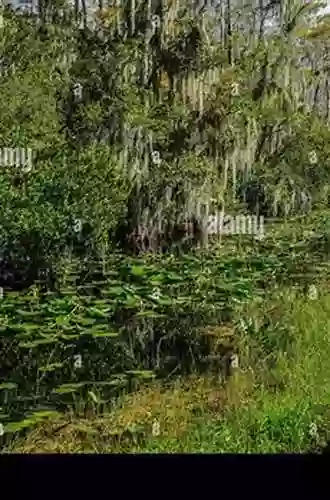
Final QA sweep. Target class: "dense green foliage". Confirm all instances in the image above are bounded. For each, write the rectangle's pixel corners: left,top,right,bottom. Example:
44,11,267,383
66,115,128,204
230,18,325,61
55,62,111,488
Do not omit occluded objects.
1,0,330,451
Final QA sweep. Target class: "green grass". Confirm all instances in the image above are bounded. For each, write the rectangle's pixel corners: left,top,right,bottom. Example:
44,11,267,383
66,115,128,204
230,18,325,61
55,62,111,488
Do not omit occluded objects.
5,284,330,453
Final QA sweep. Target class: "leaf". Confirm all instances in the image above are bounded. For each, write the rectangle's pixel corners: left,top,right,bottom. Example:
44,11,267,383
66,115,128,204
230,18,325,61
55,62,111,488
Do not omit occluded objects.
56,316,71,326
0,382,17,390
166,273,184,282
38,362,64,373
29,411,61,421
149,273,165,283
91,300,111,306
58,333,80,340
154,296,173,305
13,323,40,331
80,378,127,386
88,307,110,318
90,331,120,338
4,412,61,433
16,310,38,317
123,295,141,308
38,330,57,337
105,378,128,386
53,383,86,394
77,317,97,326
4,419,35,433
88,391,100,404
18,337,58,348
174,297,193,304
130,265,146,277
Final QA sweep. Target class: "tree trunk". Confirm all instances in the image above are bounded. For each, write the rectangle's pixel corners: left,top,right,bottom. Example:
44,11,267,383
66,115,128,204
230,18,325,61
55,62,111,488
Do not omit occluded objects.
226,0,232,66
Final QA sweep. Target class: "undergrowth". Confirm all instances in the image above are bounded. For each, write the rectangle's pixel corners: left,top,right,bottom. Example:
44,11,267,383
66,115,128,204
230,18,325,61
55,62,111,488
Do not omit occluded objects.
2,211,330,452
6,286,330,453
